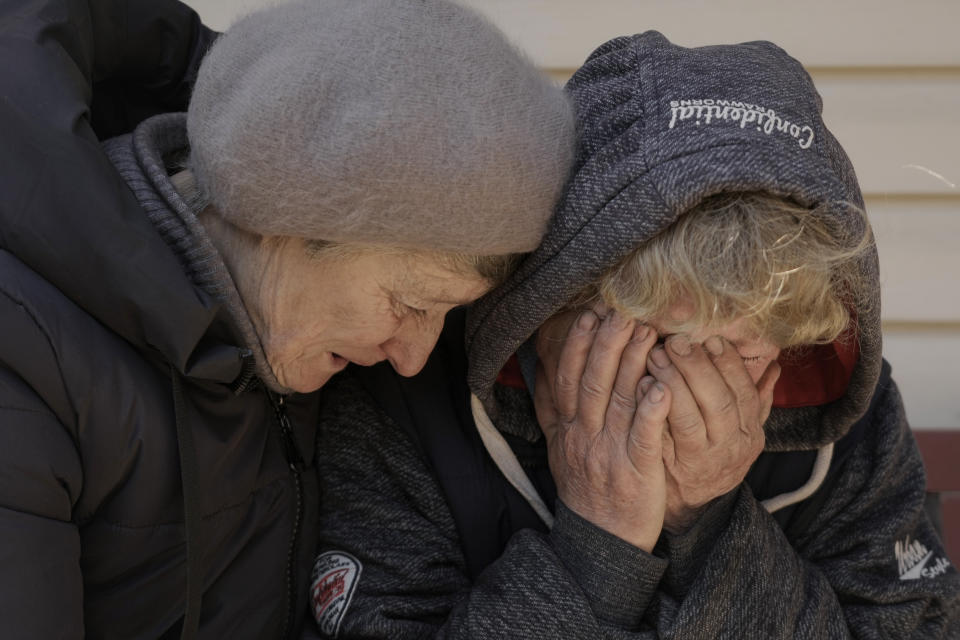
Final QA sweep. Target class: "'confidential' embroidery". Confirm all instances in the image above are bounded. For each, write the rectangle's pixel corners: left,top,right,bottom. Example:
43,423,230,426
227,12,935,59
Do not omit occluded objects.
668,98,815,149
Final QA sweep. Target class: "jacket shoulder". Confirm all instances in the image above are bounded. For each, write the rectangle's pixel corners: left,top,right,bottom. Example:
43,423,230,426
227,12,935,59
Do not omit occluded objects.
0,250,179,518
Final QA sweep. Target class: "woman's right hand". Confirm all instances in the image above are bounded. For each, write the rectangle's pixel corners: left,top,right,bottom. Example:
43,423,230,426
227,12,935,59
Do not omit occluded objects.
534,310,670,552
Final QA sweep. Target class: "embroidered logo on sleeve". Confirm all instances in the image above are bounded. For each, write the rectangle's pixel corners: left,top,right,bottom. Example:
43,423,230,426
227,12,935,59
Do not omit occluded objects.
311,551,362,637
895,535,951,580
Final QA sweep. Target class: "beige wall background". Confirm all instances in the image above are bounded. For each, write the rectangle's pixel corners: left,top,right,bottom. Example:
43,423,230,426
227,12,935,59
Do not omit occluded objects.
184,0,960,430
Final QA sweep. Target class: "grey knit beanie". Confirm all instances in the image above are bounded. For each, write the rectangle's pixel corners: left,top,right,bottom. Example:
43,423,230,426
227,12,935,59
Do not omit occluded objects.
187,0,575,254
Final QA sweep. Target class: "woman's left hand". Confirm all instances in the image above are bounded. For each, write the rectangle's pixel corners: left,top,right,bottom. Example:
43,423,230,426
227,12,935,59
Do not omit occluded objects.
646,334,780,534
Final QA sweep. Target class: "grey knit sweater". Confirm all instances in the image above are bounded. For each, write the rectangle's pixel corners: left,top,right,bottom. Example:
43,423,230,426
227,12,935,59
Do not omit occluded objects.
309,33,960,638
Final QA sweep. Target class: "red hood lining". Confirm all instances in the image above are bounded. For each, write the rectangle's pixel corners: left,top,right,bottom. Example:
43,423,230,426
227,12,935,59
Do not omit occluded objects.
772,333,858,409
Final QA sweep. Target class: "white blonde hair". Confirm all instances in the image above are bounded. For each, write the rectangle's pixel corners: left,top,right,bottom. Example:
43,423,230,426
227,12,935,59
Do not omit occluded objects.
595,192,873,348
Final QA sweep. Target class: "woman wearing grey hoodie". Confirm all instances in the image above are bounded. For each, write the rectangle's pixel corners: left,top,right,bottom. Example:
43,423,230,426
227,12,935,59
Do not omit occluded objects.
310,32,960,638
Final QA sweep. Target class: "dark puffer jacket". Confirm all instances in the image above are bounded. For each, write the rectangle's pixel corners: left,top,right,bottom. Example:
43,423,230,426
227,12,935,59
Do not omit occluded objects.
0,1,319,637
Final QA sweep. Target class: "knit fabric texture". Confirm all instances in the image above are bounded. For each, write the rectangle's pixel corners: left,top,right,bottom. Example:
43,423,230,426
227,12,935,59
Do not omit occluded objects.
187,0,575,254
465,32,882,450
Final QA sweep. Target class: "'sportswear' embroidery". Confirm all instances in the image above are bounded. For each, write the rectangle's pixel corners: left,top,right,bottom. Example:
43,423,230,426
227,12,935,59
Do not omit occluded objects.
896,535,951,580
311,551,363,637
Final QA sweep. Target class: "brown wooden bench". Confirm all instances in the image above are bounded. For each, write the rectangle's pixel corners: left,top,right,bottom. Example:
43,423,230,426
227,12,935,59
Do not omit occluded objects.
915,430,960,566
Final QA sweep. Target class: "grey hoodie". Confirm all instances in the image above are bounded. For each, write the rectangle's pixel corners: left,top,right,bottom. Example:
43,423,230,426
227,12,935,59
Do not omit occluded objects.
311,32,960,638
466,31,878,452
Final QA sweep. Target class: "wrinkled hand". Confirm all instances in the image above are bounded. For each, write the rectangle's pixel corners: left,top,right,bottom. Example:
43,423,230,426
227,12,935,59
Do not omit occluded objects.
534,301,609,399
534,310,670,552
646,334,780,534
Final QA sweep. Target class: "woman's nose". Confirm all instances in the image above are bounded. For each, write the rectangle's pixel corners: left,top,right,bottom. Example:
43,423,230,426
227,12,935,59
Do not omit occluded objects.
381,315,444,377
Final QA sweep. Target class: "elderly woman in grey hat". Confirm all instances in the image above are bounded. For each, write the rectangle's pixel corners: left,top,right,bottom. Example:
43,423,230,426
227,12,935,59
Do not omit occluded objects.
0,0,573,637
178,0,574,393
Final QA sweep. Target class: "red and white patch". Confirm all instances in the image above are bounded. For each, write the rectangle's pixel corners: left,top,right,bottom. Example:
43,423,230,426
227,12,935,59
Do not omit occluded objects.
311,551,362,637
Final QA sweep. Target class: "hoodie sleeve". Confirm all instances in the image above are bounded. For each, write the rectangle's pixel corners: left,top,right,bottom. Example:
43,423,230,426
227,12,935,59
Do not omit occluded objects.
648,376,960,638
313,373,667,640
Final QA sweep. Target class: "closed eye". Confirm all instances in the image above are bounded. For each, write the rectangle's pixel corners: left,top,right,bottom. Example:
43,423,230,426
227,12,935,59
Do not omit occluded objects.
389,295,428,321
404,304,429,319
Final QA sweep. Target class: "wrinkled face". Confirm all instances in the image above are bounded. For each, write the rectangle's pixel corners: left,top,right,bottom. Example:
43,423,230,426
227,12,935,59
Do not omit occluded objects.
253,241,492,393
646,299,781,384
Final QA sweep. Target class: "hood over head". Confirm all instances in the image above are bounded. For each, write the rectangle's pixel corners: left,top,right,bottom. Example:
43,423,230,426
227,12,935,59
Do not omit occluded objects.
466,31,882,451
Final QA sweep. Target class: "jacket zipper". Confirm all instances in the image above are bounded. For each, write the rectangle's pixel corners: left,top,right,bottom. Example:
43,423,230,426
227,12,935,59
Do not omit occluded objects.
231,349,258,395
269,392,305,639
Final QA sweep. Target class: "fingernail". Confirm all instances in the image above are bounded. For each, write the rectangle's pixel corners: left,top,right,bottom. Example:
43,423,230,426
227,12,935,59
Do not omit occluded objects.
669,334,692,356
704,335,724,356
607,310,629,330
649,345,670,368
648,382,665,403
578,311,598,331
633,325,650,342
638,375,654,394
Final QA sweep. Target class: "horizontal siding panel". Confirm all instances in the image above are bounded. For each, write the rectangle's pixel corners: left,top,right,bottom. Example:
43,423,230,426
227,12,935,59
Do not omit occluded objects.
883,329,960,429
815,70,960,195
187,1,960,68
455,0,960,69
187,0,262,30
871,197,960,323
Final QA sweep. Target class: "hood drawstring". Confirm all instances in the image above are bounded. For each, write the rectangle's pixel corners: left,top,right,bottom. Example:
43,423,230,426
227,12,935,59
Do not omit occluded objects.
470,394,555,528
171,366,203,639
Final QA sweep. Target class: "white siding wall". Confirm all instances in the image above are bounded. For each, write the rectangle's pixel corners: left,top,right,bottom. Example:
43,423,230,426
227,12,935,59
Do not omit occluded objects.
184,0,960,429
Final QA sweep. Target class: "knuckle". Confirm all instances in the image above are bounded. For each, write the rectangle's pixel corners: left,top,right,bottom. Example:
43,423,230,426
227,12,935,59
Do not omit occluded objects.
556,373,577,392
628,433,657,460
579,375,606,400
609,388,636,413
671,413,702,435
715,397,739,419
